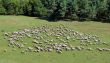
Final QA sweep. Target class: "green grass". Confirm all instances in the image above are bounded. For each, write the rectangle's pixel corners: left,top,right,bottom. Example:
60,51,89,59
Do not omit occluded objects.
0,15,110,63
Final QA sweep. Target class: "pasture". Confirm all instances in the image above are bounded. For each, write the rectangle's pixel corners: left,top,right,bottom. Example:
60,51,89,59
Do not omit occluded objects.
0,16,110,63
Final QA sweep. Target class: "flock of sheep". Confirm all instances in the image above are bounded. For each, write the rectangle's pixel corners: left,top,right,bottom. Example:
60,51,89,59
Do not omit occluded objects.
3,25,110,53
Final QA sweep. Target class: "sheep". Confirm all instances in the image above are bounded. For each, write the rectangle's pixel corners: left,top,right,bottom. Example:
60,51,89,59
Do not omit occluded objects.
13,31,19,35
26,34,31,38
20,44,25,48
97,48,103,51
32,40,39,44
21,51,25,54
102,42,108,45
4,25,109,54
75,46,83,51
50,39,54,42
33,50,38,53
66,36,70,40
56,49,62,54
86,47,93,51
4,49,7,52
48,48,53,52
69,45,75,50
102,48,110,51
65,47,71,51
71,47,75,50
4,32,9,36
28,47,33,52
9,40,15,45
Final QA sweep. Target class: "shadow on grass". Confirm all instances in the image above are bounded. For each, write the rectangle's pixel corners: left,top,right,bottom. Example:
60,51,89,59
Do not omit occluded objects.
36,17,89,22
21,15,110,23
37,17,110,23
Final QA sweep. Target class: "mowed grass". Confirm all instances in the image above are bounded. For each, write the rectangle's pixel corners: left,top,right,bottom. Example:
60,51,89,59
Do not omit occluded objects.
0,15,110,63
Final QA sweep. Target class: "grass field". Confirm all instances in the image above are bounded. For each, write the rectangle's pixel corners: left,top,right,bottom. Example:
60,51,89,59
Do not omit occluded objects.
0,15,110,63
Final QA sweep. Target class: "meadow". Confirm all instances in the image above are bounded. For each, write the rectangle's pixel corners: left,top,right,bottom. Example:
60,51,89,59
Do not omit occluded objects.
0,16,110,63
